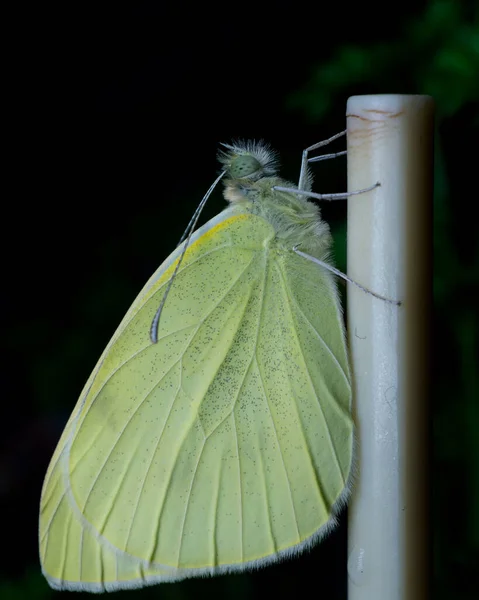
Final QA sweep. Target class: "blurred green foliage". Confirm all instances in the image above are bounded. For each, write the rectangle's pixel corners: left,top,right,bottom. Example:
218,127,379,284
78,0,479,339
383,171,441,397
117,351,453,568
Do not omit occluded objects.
288,0,479,120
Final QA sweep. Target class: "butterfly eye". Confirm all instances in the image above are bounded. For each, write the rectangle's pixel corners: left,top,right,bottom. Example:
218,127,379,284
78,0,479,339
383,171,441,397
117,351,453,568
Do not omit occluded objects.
229,154,262,178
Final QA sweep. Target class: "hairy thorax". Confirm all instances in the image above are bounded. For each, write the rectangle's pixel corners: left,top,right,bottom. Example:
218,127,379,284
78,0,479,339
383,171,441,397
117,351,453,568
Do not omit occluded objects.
223,176,333,259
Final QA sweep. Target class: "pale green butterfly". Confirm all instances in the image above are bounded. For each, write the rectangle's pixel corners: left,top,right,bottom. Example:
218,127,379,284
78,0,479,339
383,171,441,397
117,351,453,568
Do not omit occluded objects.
39,134,370,592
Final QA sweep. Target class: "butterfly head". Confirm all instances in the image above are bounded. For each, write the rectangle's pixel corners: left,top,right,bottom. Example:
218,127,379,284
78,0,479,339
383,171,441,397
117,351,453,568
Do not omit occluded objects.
218,140,279,182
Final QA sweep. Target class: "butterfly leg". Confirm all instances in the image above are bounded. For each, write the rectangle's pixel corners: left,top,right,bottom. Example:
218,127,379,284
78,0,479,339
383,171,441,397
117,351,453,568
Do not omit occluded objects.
292,130,378,199
293,245,401,306
273,182,380,201
298,130,347,191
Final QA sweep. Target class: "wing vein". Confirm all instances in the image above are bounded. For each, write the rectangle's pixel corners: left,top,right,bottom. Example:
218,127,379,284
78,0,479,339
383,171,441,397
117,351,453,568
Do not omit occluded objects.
212,450,222,567
59,510,71,583
254,252,300,539
282,265,350,389
256,357,300,540
256,425,276,552
202,277,258,442
123,361,183,550
275,263,346,485
177,439,207,567
79,527,84,583
40,449,69,543
232,410,243,562
75,357,184,514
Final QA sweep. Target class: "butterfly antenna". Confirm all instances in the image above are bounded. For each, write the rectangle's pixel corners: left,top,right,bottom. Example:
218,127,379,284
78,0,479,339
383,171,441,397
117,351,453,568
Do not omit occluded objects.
176,177,217,246
150,170,226,343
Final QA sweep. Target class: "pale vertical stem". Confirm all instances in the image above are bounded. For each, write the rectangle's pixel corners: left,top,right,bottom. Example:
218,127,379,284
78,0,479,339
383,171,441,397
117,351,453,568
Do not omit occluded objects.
346,95,434,600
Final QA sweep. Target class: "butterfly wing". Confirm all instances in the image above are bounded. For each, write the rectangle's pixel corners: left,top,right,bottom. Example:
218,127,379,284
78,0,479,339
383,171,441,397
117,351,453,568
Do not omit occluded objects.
39,208,353,591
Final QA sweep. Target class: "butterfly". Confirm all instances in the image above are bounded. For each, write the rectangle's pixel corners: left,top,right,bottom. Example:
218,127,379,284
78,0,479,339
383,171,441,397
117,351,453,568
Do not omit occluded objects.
39,136,356,591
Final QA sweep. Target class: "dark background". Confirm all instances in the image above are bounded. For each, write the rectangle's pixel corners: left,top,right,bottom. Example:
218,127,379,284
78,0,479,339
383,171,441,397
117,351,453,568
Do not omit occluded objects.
3,2,478,598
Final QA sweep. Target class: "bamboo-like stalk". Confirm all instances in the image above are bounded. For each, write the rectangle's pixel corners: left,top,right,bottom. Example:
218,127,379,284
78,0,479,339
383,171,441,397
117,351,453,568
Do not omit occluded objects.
346,95,434,600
